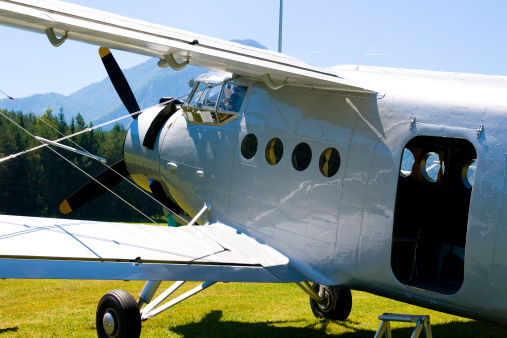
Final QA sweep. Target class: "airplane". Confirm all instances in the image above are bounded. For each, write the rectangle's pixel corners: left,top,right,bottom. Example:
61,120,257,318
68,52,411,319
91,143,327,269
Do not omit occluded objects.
0,0,506,337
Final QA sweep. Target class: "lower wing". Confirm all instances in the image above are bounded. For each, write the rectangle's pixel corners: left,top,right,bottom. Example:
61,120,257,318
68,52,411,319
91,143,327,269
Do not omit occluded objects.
0,215,304,282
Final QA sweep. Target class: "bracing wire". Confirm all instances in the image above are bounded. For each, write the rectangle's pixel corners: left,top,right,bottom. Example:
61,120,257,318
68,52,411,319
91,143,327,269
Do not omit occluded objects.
0,88,143,163
0,89,188,224
0,109,157,224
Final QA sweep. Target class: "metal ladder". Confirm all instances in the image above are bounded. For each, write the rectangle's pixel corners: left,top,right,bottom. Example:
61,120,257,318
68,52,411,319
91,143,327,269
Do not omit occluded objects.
374,313,432,338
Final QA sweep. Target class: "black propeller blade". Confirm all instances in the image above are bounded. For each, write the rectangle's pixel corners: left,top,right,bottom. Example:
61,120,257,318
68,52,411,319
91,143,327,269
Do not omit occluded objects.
99,47,140,118
59,160,129,214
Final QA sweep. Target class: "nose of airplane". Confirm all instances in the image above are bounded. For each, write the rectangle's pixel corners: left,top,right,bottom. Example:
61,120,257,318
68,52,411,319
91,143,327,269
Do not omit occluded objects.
123,100,181,190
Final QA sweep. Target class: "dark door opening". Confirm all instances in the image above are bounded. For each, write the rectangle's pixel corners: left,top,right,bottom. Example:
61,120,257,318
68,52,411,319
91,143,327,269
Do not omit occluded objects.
391,136,476,294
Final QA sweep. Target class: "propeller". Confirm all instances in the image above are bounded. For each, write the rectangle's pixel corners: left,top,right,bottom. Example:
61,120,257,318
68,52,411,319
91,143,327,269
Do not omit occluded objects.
59,47,181,216
60,160,129,214
98,47,140,117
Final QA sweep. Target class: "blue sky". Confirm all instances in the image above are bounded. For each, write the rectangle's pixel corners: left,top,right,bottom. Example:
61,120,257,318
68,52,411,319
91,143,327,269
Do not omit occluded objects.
1,0,506,98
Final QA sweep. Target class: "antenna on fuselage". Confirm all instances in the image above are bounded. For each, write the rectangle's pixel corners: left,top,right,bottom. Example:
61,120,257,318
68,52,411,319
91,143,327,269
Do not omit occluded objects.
278,0,283,53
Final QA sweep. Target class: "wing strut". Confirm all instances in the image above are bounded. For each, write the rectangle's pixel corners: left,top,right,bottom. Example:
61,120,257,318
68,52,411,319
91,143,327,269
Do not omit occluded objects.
188,203,210,226
137,280,216,320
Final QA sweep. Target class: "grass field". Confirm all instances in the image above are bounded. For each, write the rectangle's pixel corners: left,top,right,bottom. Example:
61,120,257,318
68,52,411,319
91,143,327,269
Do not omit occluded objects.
1,279,507,337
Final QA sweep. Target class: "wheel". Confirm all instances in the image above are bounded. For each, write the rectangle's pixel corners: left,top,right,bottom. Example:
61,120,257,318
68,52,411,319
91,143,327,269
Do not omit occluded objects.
309,283,352,321
96,290,141,338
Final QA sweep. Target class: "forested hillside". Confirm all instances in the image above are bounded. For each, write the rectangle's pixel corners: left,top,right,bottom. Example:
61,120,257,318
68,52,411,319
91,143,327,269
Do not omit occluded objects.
0,108,163,222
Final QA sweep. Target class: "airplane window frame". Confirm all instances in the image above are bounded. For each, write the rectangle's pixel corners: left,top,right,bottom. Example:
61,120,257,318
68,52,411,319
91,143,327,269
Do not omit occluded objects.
292,142,312,171
240,133,258,160
265,137,284,165
183,81,245,127
461,159,476,189
217,84,248,113
201,83,222,110
400,148,415,177
421,152,445,182
187,82,207,107
319,147,341,177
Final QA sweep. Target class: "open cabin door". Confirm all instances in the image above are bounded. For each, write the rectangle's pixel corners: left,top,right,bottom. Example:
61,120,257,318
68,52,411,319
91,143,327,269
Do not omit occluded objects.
391,136,476,295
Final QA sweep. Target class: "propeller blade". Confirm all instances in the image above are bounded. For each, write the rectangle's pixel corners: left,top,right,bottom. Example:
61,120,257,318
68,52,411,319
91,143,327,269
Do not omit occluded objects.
99,47,140,118
60,160,129,214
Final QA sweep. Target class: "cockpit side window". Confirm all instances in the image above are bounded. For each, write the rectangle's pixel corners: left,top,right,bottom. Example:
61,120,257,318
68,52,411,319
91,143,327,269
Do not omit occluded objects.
184,81,248,126
188,82,207,107
218,85,248,112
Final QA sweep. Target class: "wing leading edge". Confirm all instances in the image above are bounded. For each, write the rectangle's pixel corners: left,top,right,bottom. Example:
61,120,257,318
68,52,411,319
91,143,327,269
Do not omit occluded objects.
0,0,373,93
0,215,304,282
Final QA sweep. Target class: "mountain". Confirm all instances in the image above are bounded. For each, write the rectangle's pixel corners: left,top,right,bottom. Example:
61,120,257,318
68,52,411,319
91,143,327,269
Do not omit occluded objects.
90,62,208,126
0,60,206,128
0,39,268,129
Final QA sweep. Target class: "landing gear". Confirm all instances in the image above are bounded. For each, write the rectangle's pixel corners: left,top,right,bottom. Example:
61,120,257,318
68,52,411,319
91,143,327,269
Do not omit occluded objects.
95,281,215,337
309,283,352,321
96,290,141,338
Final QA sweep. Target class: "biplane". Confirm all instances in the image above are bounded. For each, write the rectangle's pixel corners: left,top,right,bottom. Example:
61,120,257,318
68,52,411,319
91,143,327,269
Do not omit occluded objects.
0,1,506,337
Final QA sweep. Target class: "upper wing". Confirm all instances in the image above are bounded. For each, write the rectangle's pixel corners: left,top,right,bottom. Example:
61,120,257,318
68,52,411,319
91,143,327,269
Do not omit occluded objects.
0,215,304,282
0,0,372,93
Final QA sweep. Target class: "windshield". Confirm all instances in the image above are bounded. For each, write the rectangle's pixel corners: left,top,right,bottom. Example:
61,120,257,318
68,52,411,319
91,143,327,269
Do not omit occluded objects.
184,81,247,125
187,82,222,109
188,82,206,107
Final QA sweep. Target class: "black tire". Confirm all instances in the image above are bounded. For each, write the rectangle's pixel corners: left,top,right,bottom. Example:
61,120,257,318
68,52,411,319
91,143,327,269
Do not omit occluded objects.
96,289,141,338
309,283,352,321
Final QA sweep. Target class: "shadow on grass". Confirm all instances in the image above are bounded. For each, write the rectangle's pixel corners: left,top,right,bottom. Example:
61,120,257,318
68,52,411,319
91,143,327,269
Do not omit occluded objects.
0,327,18,334
169,310,507,338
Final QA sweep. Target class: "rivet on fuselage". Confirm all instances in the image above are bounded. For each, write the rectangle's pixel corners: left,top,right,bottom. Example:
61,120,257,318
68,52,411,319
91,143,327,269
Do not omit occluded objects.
476,124,484,138
410,116,416,129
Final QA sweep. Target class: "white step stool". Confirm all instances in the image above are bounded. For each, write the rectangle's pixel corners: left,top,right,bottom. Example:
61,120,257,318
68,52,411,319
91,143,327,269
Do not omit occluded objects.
374,313,432,338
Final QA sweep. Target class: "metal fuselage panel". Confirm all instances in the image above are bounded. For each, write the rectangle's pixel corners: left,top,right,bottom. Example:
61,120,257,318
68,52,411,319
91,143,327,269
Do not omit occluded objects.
125,68,507,324
341,68,507,323
226,84,364,285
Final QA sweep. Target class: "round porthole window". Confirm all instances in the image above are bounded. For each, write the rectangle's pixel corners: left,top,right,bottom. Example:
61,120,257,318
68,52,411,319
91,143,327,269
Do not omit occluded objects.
241,133,258,160
400,148,415,177
265,138,283,165
421,152,445,182
319,147,341,177
462,159,476,188
292,142,312,171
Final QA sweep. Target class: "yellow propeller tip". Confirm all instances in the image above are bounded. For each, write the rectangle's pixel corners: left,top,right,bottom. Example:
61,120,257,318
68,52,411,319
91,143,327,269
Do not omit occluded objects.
59,200,72,214
98,47,111,58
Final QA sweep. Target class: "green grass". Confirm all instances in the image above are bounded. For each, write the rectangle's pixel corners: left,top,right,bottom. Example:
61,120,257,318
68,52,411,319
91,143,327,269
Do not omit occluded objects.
1,279,507,337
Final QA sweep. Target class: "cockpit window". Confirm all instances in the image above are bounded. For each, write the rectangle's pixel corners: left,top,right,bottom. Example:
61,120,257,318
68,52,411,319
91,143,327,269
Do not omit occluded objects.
187,82,222,109
184,81,247,126
218,85,247,112
202,83,222,109
188,82,207,107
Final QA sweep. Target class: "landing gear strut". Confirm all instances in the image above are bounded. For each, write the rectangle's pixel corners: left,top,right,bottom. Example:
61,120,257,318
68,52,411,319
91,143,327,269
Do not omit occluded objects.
96,281,215,337
96,290,141,338
309,283,352,320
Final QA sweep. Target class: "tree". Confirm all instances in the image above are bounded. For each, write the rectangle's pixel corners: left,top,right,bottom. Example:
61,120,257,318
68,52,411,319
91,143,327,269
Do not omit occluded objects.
0,109,164,222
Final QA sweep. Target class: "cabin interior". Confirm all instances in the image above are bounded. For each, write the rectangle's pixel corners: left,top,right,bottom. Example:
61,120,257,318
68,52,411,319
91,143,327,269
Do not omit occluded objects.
391,136,476,295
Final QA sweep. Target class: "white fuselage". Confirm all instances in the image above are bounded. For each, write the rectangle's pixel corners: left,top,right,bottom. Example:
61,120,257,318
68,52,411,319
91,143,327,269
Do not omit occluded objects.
124,66,507,324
